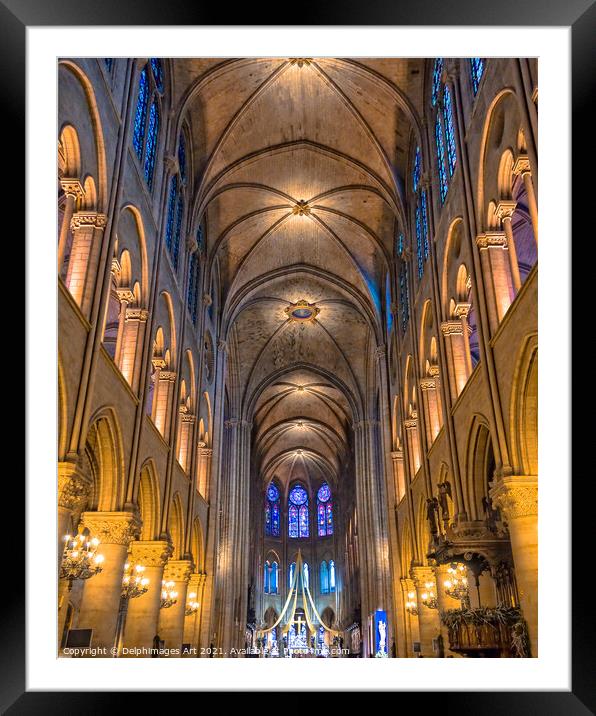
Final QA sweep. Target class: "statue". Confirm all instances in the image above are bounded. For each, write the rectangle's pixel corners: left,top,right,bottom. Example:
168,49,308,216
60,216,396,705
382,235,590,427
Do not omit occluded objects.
426,497,440,536
437,481,452,527
482,495,499,533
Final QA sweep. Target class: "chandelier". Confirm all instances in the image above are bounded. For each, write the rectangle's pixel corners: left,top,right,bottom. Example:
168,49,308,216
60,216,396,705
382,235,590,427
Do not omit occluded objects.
421,581,438,609
405,591,419,616
121,562,149,600
185,591,199,616
160,580,178,609
443,562,470,606
60,528,104,590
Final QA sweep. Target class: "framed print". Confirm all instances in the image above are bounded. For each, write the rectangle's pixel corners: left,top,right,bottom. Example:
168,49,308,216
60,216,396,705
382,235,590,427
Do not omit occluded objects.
11,0,589,708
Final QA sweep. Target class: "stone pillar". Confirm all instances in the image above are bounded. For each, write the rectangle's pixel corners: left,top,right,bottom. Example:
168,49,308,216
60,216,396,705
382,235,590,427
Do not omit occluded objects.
495,200,522,293
196,444,213,501
513,155,538,243
121,540,173,656
404,416,421,476
420,376,441,445
176,413,195,473
182,573,205,656
475,233,515,331
490,476,538,656
391,450,406,504
113,287,134,368
65,212,108,316
411,566,441,657
153,370,176,438
435,563,463,656
58,179,83,275
76,511,140,652
441,321,471,400
121,308,149,393
158,560,193,653
400,577,419,657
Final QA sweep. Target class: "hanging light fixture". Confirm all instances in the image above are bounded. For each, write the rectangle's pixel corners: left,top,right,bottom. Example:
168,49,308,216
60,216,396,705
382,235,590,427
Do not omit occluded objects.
121,562,149,600
405,591,419,616
421,581,438,609
185,591,199,616
160,580,178,609
443,562,470,606
60,528,104,590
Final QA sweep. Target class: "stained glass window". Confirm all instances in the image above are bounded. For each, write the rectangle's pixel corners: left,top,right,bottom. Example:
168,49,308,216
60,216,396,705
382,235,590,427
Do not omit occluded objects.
150,58,164,91
415,204,424,280
302,562,309,589
143,99,159,189
132,67,148,159
178,133,186,183
413,145,421,193
264,561,270,593
385,274,393,334
265,483,280,537
197,226,205,254
289,562,296,587
320,561,329,594
399,262,409,334
317,483,333,536
470,58,485,95
289,484,309,538
187,252,200,324
104,58,113,73
165,176,177,253
432,58,443,107
396,233,404,258
329,560,336,592
435,116,448,203
443,86,457,177
271,562,278,594
172,195,184,270
421,191,429,262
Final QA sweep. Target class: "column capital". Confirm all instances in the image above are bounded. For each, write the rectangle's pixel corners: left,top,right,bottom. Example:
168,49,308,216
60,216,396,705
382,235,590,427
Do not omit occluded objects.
179,411,196,424
58,461,92,510
495,200,517,222
159,370,176,382
404,417,418,430
441,320,464,337
164,559,193,583
202,293,213,307
476,232,508,250
81,511,141,546
453,302,471,319
126,307,149,321
197,444,213,458
489,475,538,520
217,338,227,353
70,212,108,230
116,287,135,303
391,449,404,461
130,539,173,567
419,377,436,391
187,572,203,590
410,565,436,587
60,178,85,200
374,344,386,361
512,155,531,176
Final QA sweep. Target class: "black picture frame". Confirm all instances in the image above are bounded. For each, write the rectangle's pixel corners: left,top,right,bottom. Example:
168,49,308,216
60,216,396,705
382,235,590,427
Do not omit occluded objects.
12,0,590,709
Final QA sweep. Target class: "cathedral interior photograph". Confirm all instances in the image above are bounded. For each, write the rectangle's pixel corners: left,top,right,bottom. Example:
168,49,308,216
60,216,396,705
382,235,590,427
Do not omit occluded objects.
57,55,538,660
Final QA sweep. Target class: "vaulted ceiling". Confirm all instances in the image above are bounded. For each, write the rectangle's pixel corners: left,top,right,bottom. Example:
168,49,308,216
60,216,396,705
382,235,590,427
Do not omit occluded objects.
174,57,426,489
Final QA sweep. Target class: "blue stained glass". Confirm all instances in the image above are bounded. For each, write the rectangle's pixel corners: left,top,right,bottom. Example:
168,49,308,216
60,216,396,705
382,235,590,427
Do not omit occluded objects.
132,67,148,159
413,146,421,192
302,562,309,589
396,233,404,257
143,99,159,189
320,561,329,594
197,226,205,253
265,502,271,536
470,58,485,95
432,58,443,107
267,484,279,502
299,505,309,538
271,562,278,593
264,562,269,592
178,133,186,182
415,204,424,279
421,190,429,261
104,58,113,72
265,483,280,537
317,483,331,503
329,560,336,592
289,505,299,538
399,262,409,333
271,502,280,537
443,85,457,177
165,175,177,252
150,58,164,91
290,485,308,505
385,274,393,334
289,562,296,587
435,116,448,203
318,503,326,537
187,253,200,324
173,195,184,270
326,503,334,535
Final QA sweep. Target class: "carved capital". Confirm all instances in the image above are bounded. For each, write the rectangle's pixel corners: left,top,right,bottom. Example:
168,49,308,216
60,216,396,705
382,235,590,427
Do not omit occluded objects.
391,449,404,461
454,302,471,319
126,307,149,321
58,462,91,510
495,200,517,223
186,233,198,252
489,476,538,520
202,293,213,307
441,320,464,337
152,357,167,370
476,232,508,250
159,370,176,382
374,344,386,361
180,412,196,424
198,447,213,459
410,565,436,588
428,364,440,378
81,511,141,546
419,378,436,391
512,155,531,176
163,559,193,583
60,178,85,200
116,287,135,304
404,418,418,430
70,212,108,231
130,539,173,567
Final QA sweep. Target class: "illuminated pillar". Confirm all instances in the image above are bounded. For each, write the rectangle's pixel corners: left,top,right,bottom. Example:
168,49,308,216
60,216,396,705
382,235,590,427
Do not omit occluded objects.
177,413,195,474
182,573,205,656
58,179,83,274
419,375,442,445
196,444,213,501
411,566,441,657
121,540,173,656
490,476,538,656
158,560,193,653
120,308,149,392
495,200,522,294
404,415,421,477
475,233,515,331
391,450,406,505
76,511,140,651
400,577,419,657
440,321,470,400
435,563,463,656
513,155,538,243
113,287,134,368
65,212,108,316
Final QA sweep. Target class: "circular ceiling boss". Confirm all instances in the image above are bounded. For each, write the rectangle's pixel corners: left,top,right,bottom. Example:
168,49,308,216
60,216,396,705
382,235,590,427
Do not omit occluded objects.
285,300,320,322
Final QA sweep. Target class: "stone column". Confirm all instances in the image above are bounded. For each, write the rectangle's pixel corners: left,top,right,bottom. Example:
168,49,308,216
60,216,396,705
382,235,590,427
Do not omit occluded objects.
513,155,538,243
400,577,419,657
153,370,176,438
196,444,213,501
495,200,522,293
441,321,471,400
404,416,421,476
475,233,515,332
411,566,441,657
490,476,538,656
391,450,406,504
65,212,108,317
121,540,173,656
419,377,441,445
121,308,149,393
76,511,140,652
182,573,205,656
58,179,84,274
113,287,135,368
435,563,463,656
158,560,193,653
